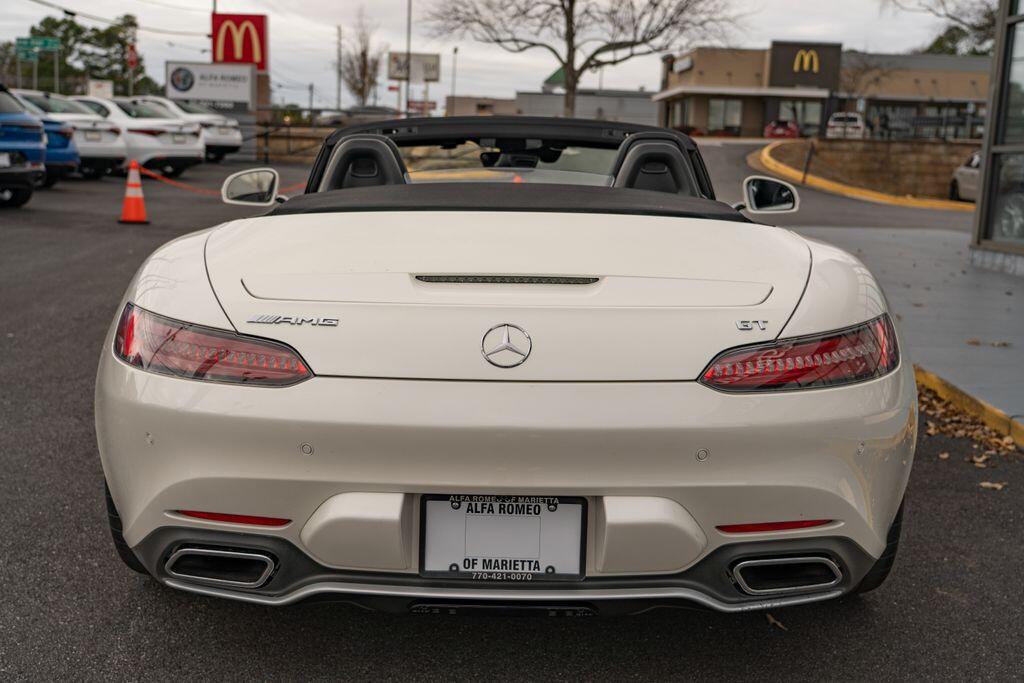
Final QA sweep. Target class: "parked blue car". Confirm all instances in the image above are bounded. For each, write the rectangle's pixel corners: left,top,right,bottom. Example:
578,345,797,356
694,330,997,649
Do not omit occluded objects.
0,84,46,207
15,93,80,187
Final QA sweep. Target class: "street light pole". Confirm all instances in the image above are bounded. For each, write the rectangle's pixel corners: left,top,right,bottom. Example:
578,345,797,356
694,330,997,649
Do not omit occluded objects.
336,25,343,111
403,0,412,116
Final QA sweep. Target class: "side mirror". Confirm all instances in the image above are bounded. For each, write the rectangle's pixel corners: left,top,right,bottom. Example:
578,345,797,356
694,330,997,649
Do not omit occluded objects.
221,168,280,207
739,175,800,214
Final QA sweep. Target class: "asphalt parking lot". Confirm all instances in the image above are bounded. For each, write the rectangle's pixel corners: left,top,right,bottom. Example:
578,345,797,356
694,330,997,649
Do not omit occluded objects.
1,158,1021,680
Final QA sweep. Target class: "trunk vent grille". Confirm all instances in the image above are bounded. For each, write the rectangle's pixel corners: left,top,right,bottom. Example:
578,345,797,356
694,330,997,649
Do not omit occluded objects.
416,275,599,285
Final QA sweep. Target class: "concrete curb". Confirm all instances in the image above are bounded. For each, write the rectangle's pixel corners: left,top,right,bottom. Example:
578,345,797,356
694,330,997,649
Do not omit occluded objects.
757,141,975,213
914,365,1024,448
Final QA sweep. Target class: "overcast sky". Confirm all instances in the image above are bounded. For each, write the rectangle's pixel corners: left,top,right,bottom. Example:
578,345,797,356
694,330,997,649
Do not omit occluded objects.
3,0,948,108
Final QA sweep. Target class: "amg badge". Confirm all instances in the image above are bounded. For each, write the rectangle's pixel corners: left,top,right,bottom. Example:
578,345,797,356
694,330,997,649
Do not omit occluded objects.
247,314,339,326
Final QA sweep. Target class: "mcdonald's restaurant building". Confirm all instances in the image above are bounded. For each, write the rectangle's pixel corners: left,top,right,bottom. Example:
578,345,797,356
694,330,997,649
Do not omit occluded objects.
653,42,990,139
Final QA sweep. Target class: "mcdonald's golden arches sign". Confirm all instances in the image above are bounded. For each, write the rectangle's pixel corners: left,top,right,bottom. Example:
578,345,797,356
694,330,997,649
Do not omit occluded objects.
212,13,268,73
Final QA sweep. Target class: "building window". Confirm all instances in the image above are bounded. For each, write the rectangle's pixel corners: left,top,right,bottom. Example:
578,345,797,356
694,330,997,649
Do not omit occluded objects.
779,100,822,136
708,98,742,135
1001,22,1024,143
986,153,1024,245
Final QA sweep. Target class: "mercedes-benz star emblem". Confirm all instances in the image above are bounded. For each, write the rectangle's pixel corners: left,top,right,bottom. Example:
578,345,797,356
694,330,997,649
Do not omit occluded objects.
481,324,532,368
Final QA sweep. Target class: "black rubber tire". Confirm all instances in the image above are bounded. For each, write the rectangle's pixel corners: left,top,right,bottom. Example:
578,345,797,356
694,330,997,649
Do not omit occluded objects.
162,165,185,178
78,166,104,180
949,180,961,201
206,151,225,163
0,187,33,208
105,482,149,575
852,500,903,594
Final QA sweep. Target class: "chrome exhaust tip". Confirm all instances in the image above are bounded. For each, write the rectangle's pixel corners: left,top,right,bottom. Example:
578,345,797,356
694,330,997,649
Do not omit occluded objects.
732,556,842,596
164,547,276,589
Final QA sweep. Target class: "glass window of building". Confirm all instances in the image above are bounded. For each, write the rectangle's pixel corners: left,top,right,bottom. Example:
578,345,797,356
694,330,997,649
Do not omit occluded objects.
708,99,742,135
779,100,823,135
1001,23,1024,143
986,153,1024,246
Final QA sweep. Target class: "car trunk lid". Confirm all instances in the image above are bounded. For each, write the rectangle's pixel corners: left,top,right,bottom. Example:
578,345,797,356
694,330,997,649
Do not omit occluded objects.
205,211,810,381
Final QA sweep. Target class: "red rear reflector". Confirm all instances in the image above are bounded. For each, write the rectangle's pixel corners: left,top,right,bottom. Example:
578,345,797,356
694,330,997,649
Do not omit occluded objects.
114,303,312,386
177,510,291,527
717,520,832,534
700,314,899,392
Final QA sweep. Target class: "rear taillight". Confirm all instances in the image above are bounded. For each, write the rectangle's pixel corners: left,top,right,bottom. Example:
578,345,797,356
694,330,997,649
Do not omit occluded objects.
128,128,164,136
56,126,74,138
114,303,312,386
699,315,899,392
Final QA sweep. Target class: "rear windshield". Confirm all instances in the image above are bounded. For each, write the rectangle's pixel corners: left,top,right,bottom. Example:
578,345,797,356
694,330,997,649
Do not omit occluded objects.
116,101,174,118
22,93,94,114
402,143,618,177
0,91,25,113
176,101,217,114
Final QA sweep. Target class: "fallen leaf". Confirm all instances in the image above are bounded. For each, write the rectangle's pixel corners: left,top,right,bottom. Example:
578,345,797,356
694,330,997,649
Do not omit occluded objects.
938,451,950,460
991,341,1012,348
912,302,925,308
980,482,1008,491
766,613,788,631
966,339,981,346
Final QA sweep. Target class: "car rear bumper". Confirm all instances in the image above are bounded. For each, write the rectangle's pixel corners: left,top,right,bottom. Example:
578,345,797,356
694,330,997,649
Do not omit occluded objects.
0,163,45,189
80,156,125,172
205,144,242,155
131,526,881,614
139,156,204,172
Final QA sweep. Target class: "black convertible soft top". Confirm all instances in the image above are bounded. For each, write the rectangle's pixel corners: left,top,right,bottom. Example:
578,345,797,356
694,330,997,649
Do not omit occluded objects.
270,182,748,222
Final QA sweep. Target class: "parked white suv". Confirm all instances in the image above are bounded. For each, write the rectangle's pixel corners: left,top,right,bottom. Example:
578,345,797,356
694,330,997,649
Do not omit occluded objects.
950,151,981,202
135,96,242,162
826,112,869,139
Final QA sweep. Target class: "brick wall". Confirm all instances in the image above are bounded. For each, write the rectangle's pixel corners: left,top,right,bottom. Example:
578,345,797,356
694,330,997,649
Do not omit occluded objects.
771,139,980,199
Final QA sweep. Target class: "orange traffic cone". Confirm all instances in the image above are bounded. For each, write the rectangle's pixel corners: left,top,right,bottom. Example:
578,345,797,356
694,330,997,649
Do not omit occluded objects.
118,160,149,224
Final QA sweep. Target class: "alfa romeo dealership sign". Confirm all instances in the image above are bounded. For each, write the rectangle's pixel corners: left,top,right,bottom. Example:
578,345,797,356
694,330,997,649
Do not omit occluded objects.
165,61,256,109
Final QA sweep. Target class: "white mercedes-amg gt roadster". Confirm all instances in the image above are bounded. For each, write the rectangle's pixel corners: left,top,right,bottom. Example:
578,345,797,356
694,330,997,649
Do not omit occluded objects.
96,118,915,615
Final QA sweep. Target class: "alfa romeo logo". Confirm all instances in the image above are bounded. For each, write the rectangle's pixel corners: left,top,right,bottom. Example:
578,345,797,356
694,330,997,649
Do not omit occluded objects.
170,67,195,92
481,324,532,368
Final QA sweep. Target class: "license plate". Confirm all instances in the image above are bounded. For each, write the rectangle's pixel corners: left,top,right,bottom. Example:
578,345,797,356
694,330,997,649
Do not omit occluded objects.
421,494,585,582
84,130,101,142
172,133,186,143
0,153,9,168
218,126,232,135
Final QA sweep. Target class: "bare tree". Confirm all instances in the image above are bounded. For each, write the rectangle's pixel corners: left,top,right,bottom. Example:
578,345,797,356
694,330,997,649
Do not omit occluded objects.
428,0,735,117
841,52,899,99
881,0,997,54
342,8,386,107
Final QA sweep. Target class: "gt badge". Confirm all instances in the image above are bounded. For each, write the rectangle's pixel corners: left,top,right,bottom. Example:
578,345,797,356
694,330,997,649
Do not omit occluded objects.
736,320,769,331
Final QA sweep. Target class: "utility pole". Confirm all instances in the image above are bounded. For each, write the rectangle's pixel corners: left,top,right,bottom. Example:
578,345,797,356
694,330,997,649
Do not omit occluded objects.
308,83,314,119
32,50,38,90
335,25,343,111
403,0,412,116
55,48,60,94
450,46,458,114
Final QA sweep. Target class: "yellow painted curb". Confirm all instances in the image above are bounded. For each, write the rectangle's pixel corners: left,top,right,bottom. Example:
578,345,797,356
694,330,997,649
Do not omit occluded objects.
914,365,1024,448
758,141,975,213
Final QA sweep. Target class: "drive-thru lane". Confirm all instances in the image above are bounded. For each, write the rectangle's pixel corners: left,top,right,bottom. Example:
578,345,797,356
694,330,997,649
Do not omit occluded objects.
1,159,1020,680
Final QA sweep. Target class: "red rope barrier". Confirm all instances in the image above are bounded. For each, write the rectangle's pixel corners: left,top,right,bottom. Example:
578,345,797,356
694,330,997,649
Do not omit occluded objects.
136,166,306,197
